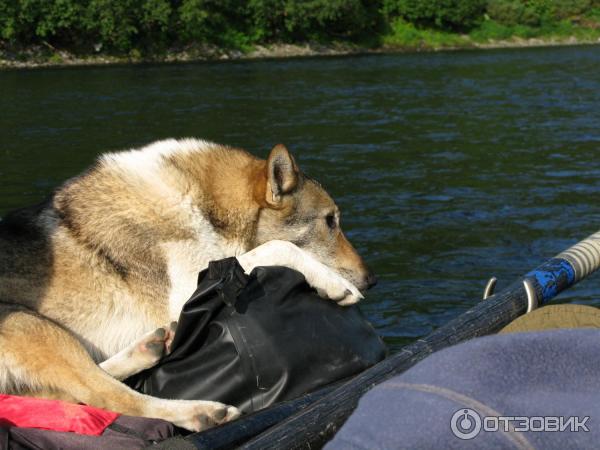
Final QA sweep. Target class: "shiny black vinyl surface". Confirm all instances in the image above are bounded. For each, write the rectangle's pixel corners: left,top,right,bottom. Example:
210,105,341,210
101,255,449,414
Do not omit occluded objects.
126,257,387,413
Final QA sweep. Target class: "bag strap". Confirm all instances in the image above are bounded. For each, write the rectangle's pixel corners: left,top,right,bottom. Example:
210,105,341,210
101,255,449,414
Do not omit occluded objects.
206,257,248,307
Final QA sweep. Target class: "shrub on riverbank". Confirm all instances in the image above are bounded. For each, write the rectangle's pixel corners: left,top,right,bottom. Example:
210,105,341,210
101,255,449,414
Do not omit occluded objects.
0,0,381,52
383,0,487,30
1,0,599,58
486,0,599,26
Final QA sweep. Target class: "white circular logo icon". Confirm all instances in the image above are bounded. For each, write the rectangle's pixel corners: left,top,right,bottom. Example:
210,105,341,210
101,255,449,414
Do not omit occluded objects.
451,408,482,440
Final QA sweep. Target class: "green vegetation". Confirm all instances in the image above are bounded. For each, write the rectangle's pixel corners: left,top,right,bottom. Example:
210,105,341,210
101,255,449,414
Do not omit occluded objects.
1,0,600,63
383,19,469,49
383,0,487,30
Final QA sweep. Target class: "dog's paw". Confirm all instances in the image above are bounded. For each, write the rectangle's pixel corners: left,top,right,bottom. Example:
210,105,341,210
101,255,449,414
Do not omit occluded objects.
237,240,363,306
311,269,363,306
132,323,177,367
165,321,177,354
165,400,240,432
337,285,364,306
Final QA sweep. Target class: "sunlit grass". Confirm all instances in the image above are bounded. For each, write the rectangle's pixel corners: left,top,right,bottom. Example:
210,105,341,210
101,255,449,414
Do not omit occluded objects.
470,19,600,42
382,17,600,51
382,20,470,50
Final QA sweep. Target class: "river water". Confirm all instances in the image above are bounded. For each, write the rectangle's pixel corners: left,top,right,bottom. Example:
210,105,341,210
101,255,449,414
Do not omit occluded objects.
2,45,600,352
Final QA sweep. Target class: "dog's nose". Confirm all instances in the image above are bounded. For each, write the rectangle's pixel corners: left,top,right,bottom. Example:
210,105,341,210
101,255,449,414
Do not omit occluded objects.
366,273,378,289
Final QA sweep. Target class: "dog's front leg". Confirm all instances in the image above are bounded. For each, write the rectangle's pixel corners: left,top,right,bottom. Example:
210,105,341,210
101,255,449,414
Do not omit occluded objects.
237,240,363,305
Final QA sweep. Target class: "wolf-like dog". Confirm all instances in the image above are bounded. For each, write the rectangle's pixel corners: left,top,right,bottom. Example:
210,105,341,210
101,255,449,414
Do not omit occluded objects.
0,139,376,431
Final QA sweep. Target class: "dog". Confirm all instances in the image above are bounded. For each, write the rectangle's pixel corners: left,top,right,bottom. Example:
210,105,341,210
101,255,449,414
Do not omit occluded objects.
0,139,376,431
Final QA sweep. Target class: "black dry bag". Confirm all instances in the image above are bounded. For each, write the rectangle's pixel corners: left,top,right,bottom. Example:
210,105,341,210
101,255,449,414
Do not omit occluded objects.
126,257,386,413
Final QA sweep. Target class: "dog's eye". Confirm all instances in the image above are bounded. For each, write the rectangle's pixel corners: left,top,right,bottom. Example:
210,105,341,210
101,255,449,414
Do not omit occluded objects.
325,214,336,230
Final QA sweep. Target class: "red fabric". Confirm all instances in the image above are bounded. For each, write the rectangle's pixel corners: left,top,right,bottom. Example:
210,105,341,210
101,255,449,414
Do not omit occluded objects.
0,394,120,436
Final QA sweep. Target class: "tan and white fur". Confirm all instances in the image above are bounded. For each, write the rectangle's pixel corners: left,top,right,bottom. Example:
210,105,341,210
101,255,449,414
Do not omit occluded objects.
0,138,376,431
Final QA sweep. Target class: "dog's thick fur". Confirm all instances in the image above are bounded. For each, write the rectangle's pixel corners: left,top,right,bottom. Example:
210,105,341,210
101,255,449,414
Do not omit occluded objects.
0,139,375,431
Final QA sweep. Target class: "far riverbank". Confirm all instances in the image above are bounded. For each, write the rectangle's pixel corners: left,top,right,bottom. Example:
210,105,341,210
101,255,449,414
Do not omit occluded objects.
2,34,599,70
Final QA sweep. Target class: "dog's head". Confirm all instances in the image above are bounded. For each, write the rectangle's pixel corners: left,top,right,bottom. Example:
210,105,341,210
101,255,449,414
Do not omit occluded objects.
254,144,376,292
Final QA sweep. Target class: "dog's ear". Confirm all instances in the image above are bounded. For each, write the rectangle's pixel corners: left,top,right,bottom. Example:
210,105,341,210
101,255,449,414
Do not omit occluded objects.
266,144,298,204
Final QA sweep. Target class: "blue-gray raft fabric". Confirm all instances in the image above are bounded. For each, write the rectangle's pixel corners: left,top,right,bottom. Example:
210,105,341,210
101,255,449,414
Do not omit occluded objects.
326,329,600,450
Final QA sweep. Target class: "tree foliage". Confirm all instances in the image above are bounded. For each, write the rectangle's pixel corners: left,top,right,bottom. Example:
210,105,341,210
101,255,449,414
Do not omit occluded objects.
383,0,487,30
0,0,598,53
486,0,599,26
